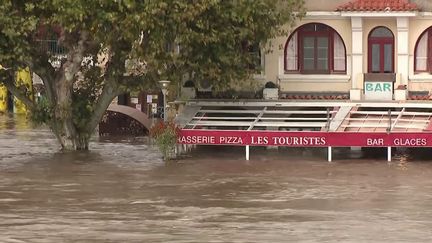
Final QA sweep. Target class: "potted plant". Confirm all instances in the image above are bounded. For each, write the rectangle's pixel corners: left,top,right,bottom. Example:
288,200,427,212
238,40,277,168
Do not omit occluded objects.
149,121,180,160
181,80,196,100
263,81,279,100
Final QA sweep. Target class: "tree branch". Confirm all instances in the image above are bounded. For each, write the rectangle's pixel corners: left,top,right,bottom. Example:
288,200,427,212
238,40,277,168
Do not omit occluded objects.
58,31,90,86
85,81,122,134
27,51,57,102
0,70,35,110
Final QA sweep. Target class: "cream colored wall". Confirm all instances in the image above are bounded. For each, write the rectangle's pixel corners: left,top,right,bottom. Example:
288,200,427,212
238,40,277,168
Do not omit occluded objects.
264,18,352,92
362,19,398,73
408,18,432,91
409,18,432,74
359,18,432,92
409,19,431,58
280,82,350,92
409,82,432,91
296,0,432,94
263,13,432,94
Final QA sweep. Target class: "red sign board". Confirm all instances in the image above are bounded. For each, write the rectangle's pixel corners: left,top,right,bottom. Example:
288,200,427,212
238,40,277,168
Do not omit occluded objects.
178,129,432,147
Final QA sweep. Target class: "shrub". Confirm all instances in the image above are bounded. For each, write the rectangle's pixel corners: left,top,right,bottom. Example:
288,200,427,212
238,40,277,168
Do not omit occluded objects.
149,121,180,160
264,81,278,89
183,80,195,88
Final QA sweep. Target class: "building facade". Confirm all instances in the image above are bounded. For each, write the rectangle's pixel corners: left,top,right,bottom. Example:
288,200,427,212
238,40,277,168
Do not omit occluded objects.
262,0,432,100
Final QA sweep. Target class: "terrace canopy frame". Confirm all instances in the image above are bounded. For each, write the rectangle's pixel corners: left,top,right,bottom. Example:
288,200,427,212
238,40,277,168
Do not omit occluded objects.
176,100,432,162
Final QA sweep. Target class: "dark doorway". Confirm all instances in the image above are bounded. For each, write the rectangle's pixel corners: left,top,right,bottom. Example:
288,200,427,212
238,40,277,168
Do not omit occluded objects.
117,93,130,106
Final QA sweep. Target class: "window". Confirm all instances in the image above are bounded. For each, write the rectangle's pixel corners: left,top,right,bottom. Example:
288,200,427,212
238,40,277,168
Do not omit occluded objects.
415,28,432,73
368,27,394,73
242,41,262,72
284,23,346,74
247,42,262,71
35,25,66,55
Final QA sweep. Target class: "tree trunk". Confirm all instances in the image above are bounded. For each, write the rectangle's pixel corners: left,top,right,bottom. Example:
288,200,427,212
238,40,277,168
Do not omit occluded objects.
51,118,90,151
50,31,90,151
52,75,77,150
50,80,119,151
59,131,89,151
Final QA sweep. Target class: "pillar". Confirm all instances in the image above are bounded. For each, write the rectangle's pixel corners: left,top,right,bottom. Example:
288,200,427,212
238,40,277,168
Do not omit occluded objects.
350,17,363,100
245,146,250,161
397,17,409,86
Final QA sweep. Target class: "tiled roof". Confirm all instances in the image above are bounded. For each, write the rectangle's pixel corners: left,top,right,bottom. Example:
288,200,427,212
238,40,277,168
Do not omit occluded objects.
280,93,432,101
281,94,350,100
408,95,432,100
336,0,419,12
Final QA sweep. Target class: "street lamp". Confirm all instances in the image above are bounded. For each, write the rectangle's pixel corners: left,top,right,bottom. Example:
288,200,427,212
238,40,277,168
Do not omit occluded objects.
158,80,171,122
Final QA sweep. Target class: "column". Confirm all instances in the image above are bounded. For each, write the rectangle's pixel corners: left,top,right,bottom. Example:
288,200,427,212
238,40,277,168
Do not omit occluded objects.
397,17,409,86
350,17,363,100
395,17,409,101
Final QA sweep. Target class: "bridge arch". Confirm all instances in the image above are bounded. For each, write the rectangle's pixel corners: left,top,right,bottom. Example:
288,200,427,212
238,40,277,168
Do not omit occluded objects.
99,104,152,136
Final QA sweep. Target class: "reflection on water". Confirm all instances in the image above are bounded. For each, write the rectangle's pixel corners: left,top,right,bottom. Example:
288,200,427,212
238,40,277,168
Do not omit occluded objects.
1,115,432,242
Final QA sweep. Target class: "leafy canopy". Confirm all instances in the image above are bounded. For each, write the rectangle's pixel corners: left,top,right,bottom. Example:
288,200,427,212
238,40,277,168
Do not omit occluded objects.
0,0,304,149
0,0,305,89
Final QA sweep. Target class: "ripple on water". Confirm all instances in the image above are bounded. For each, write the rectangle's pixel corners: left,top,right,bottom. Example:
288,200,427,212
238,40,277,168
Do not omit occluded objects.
2,116,432,242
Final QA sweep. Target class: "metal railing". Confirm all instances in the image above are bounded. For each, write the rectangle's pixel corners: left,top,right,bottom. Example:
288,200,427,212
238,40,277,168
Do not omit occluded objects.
35,39,67,55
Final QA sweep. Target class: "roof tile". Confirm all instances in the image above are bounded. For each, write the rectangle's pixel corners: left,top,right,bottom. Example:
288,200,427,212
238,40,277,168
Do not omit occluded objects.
336,0,419,12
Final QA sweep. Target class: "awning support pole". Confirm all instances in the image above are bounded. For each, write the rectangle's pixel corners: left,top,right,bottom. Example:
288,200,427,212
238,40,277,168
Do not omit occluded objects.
246,145,250,161
328,146,332,162
387,147,392,162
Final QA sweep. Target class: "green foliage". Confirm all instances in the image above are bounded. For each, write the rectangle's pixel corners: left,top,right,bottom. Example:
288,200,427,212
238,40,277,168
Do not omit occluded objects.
133,0,306,89
0,0,304,149
150,121,179,160
71,65,104,130
30,95,53,125
1,0,305,86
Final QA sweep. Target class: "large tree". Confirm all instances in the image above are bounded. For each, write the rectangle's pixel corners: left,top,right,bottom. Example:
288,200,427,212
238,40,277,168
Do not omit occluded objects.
0,0,304,150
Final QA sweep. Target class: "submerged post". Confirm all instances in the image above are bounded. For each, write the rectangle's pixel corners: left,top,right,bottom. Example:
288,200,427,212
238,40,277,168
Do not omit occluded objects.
158,80,171,122
387,109,392,162
326,108,331,131
245,145,250,161
387,109,392,133
387,147,392,162
328,146,332,162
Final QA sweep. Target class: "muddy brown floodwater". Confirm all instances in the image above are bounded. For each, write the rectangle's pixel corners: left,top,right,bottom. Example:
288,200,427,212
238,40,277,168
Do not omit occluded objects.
1,115,432,242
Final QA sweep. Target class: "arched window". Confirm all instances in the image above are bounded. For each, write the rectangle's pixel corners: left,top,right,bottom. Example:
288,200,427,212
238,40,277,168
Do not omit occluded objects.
415,28,432,73
368,27,394,73
284,23,346,74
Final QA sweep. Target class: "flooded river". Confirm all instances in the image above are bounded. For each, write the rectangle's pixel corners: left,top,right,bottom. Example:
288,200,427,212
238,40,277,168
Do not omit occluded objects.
1,115,432,242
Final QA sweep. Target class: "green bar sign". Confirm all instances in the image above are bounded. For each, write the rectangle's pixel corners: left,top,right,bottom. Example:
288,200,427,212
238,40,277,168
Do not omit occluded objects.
364,81,393,100
365,82,392,92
